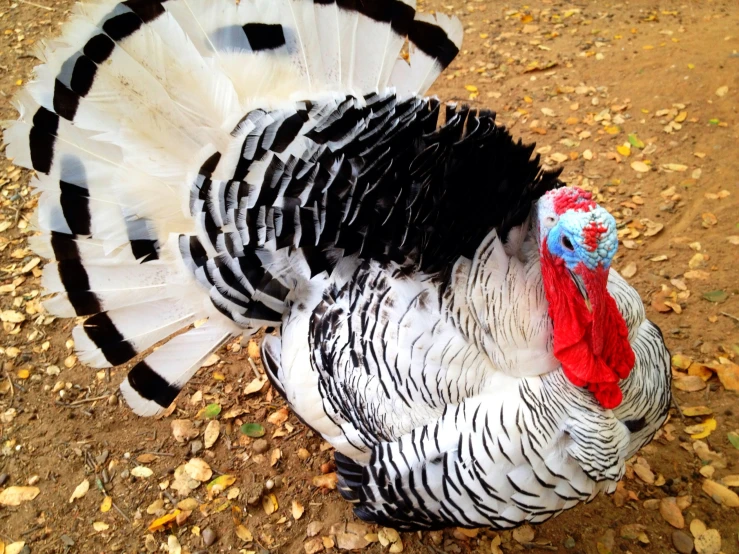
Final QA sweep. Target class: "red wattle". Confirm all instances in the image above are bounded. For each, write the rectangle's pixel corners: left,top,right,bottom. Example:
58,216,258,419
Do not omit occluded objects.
540,239,635,409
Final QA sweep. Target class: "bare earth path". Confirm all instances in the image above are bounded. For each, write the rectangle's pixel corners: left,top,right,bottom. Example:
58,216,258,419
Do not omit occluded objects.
0,1,738,553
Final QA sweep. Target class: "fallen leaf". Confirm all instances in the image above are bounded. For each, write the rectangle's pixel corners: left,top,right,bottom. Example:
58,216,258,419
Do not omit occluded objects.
69,479,90,503
689,418,717,440
204,420,220,449
672,354,693,370
631,161,650,173
270,448,282,467
148,510,181,532
628,134,645,148
5,543,25,554
93,521,109,532
616,144,631,157
715,86,729,97
722,475,739,487
100,496,112,513
728,432,739,450
206,474,236,494
240,423,265,438
312,473,338,490
171,419,199,443
694,529,721,554
660,497,685,528
690,519,707,538
262,493,278,515
674,375,706,392
267,407,289,426
672,354,693,369
292,500,305,520
0,486,40,506
662,163,688,172
184,458,212,482
682,406,712,417
642,219,664,237
684,270,710,280
243,377,268,395
621,262,637,278
235,525,253,542
0,310,25,323
714,361,739,391
702,480,739,507
701,213,718,227
197,403,221,419
132,466,154,478
702,290,728,303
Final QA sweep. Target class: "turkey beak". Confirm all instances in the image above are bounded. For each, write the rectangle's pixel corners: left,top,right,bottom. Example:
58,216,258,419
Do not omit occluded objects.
567,268,591,311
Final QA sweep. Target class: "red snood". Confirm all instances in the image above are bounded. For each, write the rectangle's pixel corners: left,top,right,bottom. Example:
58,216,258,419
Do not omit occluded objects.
540,240,635,409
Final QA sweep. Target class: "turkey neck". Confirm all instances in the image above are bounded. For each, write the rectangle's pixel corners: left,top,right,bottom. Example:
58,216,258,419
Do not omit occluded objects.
439,227,558,380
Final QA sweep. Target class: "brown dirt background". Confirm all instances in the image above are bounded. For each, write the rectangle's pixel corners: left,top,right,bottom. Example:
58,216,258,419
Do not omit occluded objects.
0,0,738,553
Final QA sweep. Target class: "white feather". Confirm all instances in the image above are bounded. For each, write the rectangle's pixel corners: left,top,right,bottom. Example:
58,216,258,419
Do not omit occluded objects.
120,320,234,416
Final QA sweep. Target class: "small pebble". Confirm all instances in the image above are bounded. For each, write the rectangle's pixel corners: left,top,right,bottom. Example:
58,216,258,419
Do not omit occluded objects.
672,530,694,554
61,535,75,547
20,546,31,554
190,440,203,455
0,473,9,486
563,536,576,549
96,449,109,465
120,469,130,479
264,479,275,491
252,439,269,454
144,535,158,553
297,448,311,461
107,394,118,406
27,475,39,485
202,527,217,547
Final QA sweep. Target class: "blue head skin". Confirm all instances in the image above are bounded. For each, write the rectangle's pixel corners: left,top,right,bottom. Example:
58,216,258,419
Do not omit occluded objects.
545,208,618,272
536,188,619,273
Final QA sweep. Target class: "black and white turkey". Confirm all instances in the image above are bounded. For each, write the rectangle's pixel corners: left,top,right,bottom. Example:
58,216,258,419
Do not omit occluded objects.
6,0,671,531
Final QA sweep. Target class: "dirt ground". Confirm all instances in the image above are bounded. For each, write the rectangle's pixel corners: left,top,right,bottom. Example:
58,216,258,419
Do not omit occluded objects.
1,0,738,553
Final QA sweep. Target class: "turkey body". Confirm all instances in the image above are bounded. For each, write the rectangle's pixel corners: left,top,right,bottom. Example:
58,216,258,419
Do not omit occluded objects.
6,0,671,532
271,231,670,530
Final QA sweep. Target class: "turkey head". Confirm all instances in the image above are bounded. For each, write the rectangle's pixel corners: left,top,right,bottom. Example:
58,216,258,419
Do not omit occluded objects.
536,187,635,409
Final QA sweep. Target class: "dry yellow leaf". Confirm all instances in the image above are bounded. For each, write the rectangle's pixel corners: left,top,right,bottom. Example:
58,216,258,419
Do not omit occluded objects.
292,500,305,520
148,510,181,532
616,145,631,157
631,161,650,173
604,125,620,134
235,524,253,542
93,521,109,532
464,85,478,93
100,496,112,513
682,406,712,417
262,494,278,515
16,369,29,380
69,479,90,503
690,418,717,440
702,479,739,507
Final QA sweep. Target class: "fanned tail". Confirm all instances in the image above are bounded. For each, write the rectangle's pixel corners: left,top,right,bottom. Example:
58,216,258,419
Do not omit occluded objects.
6,0,463,416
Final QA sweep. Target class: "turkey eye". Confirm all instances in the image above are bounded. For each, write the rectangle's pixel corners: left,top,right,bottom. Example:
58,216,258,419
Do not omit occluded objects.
561,236,574,251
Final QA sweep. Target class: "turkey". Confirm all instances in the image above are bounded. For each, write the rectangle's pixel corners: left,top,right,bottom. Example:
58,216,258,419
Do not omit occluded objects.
5,0,671,531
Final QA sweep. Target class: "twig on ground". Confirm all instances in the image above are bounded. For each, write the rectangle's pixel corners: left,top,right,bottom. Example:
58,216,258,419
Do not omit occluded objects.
19,0,55,10
720,311,739,323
